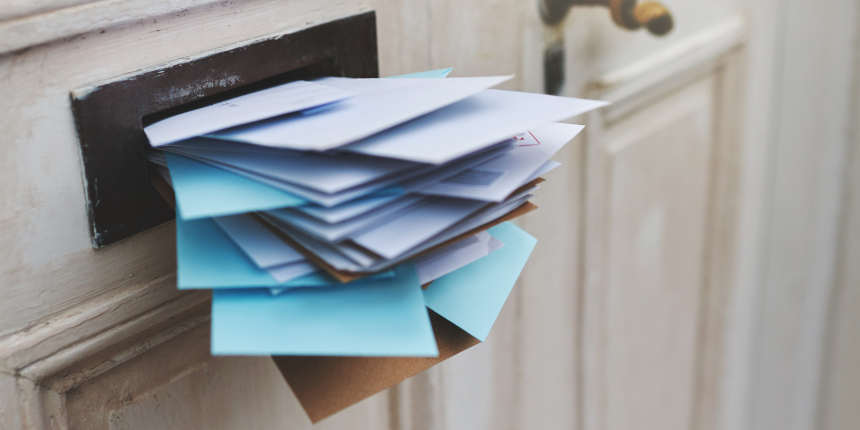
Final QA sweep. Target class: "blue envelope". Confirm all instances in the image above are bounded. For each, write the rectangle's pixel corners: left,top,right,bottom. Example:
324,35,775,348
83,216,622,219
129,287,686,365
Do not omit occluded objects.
176,215,391,290
167,153,306,220
211,264,438,356
422,222,537,341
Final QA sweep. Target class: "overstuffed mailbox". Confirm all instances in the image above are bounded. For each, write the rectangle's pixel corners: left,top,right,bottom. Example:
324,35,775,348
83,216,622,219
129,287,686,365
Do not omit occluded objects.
73,15,605,422
148,66,603,421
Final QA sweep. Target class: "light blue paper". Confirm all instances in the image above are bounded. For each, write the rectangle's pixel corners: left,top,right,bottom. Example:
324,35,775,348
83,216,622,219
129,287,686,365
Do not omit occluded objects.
176,215,391,289
166,153,306,220
211,265,438,356
390,68,453,79
169,149,406,208
167,139,416,194
422,222,537,341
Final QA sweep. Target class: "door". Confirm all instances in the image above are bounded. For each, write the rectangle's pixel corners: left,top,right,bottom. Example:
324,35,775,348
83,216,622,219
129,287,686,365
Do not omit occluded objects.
0,1,790,429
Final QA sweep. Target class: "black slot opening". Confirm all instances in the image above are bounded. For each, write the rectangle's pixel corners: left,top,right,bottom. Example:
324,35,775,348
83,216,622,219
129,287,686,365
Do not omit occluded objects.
141,58,338,127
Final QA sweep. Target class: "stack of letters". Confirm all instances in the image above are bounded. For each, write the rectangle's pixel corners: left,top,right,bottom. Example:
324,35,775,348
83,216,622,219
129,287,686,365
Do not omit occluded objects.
147,68,605,420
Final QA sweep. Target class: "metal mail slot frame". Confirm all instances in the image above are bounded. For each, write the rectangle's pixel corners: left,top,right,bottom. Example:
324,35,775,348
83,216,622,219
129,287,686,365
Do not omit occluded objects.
70,12,379,247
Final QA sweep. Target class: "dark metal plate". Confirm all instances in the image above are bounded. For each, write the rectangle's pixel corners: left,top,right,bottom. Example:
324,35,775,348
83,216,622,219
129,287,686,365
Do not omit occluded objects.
71,12,378,247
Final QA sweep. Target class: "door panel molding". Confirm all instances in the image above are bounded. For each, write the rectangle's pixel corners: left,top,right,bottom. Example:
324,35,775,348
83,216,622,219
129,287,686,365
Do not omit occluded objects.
0,0,373,55
0,274,208,428
582,16,746,430
590,15,745,125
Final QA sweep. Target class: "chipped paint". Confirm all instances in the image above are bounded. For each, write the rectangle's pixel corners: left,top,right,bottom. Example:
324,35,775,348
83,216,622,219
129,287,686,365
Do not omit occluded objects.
154,74,242,104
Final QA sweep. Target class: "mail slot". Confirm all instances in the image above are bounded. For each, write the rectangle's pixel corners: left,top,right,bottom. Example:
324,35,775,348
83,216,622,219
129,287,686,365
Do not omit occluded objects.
68,17,492,422
70,12,378,248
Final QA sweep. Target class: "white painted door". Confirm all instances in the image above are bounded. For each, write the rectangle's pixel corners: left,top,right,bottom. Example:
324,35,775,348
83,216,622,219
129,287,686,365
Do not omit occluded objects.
6,1,848,429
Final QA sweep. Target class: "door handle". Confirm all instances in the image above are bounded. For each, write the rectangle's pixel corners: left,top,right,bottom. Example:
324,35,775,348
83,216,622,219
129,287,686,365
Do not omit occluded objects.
539,0,673,94
540,0,674,35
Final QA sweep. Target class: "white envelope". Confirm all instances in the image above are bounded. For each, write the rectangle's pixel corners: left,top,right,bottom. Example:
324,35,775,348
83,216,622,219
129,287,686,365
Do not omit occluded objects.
261,214,368,270
169,139,511,207
414,122,582,201
208,76,511,150
264,186,538,273
146,80,352,147
527,160,561,182
397,141,513,192
372,187,537,267
213,214,304,269
351,197,488,259
166,150,414,207
344,89,607,164
164,138,416,194
413,231,503,284
292,194,401,224
266,261,319,283
394,192,534,262
266,195,422,242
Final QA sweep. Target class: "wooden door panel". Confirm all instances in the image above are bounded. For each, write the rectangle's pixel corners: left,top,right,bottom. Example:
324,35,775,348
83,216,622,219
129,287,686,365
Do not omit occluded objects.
579,18,746,429
65,326,304,430
12,297,390,430
600,77,713,430
106,355,299,430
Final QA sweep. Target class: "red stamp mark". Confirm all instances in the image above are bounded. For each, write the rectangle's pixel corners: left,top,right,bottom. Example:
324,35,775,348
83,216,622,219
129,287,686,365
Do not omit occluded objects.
514,131,542,146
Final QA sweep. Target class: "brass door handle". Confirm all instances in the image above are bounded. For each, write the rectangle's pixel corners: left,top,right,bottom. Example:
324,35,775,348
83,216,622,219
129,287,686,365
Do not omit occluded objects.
540,0,674,36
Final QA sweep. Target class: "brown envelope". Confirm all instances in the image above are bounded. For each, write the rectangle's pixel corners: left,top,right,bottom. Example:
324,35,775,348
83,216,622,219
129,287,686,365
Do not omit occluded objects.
272,311,480,423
